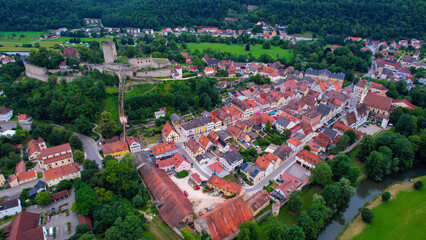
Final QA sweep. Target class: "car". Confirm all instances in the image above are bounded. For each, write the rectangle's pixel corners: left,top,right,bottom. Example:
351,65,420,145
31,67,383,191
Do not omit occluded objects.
47,216,51,222
276,178,284,183
183,190,188,196
51,208,55,213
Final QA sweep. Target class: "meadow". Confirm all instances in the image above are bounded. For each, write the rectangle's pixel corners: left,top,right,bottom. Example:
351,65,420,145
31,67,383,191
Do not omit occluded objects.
182,42,293,61
105,87,119,122
124,84,156,99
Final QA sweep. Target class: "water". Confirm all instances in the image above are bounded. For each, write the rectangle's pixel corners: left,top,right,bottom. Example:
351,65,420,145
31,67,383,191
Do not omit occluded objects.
318,162,426,240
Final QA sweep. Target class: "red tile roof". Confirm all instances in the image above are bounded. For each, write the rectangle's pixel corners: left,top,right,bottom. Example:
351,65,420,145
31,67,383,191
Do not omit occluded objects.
392,99,417,110
195,196,253,240
17,170,36,182
3,212,44,240
245,190,270,214
125,136,140,146
333,122,364,139
50,190,69,202
150,142,177,156
287,137,302,147
255,156,271,171
207,175,243,195
186,138,203,154
277,172,301,197
39,143,71,158
15,161,26,174
102,141,129,155
43,152,73,165
297,150,320,166
157,152,189,168
78,215,93,230
208,162,226,174
198,134,211,148
17,114,31,120
44,163,80,182
191,173,202,185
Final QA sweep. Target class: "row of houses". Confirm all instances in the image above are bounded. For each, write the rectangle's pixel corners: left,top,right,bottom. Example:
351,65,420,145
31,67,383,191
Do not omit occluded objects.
102,136,142,157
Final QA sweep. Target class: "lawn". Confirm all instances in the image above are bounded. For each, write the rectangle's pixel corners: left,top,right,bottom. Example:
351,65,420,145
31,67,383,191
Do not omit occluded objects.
0,41,60,52
0,31,45,43
145,214,181,240
104,87,118,122
125,84,156,99
349,176,426,240
182,42,293,61
223,174,240,184
116,57,129,64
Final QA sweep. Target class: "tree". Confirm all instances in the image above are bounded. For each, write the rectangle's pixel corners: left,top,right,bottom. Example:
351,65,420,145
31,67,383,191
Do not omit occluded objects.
343,130,357,144
105,215,144,240
381,192,391,202
75,116,93,135
69,135,83,150
237,221,260,240
176,170,189,178
365,151,384,181
76,223,91,235
389,107,405,124
74,180,97,215
267,216,288,240
35,190,51,206
132,195,145,209
265,120,272,132
287,225,305,240
414,180,424,190
120,153,136,168
288,191,303,213
56,180,73,192
360,208,374,223
263,41,271,49
357,135,375,162
73,150,85,163
311,161,333,186
395,114,416,137
297,210,314,239
245,43,250,51
329,154,351,180
303,145,311,151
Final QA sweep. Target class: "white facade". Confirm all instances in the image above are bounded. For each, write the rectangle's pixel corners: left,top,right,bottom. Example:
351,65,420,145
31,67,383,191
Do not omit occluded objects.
129,142,141,153
0,109,12,122
0,199,22,218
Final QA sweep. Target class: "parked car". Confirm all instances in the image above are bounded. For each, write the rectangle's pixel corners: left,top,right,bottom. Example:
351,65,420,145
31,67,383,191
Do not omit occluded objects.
51,208,55,214
47,216,51,222
183,190,188,196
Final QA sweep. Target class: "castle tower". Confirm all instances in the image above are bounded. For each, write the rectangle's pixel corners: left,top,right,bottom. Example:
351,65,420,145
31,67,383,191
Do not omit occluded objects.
102,41,117,64
272,202,280,216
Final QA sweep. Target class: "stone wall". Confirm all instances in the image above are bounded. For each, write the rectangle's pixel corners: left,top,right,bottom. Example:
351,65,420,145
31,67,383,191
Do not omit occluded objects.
24,62,48,81
136,68,172,77
102,41,117,64
129,56,171,71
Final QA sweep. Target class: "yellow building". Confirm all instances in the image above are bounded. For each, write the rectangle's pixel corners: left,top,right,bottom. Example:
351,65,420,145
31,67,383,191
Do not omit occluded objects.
0,173,5,187
102,141,130,157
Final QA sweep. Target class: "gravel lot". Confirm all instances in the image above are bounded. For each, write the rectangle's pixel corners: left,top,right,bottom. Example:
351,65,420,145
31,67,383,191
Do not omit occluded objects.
357,123,382,135
170,175,225,215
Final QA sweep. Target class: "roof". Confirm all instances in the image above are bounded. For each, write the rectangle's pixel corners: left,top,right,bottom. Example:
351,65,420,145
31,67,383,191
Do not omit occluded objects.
297,150,320,166
245,189,270,213
208,162,226,174
207,175,243,195
162,122,178,138
198,134,211,148
186,138,203,154
125,136,140,146
15,161,26,174
274,145,292,160
42,152,73,165
78,215,93,230
287,137,302,147
3,212,43,240
313,133,331,149
50,190,69,201
150,142,177,156
157,152,189,168
63,48,77,57
44,163,80,182
0,107,12,115
191,173,202,185
275,116,291,128
222,151,243,165
170,113,184,124
102,141,129,155
392,99,417,110
0,198,20,210
255,156,272,171
195,196,253,240
332,122,364,139
39,143,71,158
17,114,31,120
323,128,339,139
138,166,193,229
277,173,301,198
17,170,36,182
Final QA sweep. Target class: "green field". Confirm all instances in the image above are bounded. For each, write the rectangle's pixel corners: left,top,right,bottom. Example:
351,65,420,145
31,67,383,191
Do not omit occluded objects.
44,36,112,43
353,176,426,240
104,87,118,122
182,42,293,61
0,31,45,43
125,84,155,99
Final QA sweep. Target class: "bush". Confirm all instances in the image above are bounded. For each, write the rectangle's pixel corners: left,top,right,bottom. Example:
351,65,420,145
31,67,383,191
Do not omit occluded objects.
381,192,391,202
176,170,189,178
361,208,374,223
414,180,424,190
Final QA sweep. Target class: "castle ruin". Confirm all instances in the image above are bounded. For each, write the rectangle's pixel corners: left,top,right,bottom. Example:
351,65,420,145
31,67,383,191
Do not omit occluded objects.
102,41,117,64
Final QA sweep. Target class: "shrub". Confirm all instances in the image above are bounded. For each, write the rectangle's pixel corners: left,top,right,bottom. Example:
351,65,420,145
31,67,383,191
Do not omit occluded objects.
361,208,374,223
414,180,424,190
381,191,391,202
176,170,189,178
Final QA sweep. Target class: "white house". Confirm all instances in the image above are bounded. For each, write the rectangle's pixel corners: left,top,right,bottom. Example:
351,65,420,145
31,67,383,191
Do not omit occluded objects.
0,107,13,122
218,151,243,171
125,136,141,153
0,199,22,218
154,110,166,119
18,114,33,124
287,137,302,152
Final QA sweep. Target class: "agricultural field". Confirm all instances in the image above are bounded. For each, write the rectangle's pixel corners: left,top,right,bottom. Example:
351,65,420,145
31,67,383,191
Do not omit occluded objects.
182,42,293,61
0,31,45,43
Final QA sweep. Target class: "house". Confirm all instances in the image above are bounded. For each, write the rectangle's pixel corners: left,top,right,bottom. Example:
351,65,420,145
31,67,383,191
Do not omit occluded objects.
199,134,213,150
305,68,345,86
207,175,245,196
270,173,301,202
312,133,331,152
78,215,93,231
201,117,215,132
0,107,13,122
138,165,193,231
206,162,228,178
157,152,191,173
50,190,69,202
204,67,215,75
362,92,392,116
194,196,253,240
296,150,320,169
0,173,5,187
150,142,178,159
219,151,244,171
190,173,202,185
273,145,292,161
240,162,264,184
287,137,302,152
8,161,37,188
102,141,129,158
28,180,48,197
44,163,81,187
162,122,180,142
25,137,47,160
254,155,273,176
154,110,166,119
185,138,206,158
3,212,47,240
391,99,417,110
125,136,141,153
180,52,193,63
170,113,185,127
0,199,22,218
302,109,321,129
332,122,364,139
1,56,15,65
245,190,270,217
181,119,206,138
232,98,253,120
17,114,32,124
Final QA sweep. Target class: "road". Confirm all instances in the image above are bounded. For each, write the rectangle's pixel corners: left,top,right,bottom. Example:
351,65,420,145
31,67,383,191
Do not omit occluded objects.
75,132,103,169
175,142,211,180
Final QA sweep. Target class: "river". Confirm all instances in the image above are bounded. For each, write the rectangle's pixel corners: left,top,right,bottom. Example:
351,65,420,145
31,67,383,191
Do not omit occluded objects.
317,162,426,240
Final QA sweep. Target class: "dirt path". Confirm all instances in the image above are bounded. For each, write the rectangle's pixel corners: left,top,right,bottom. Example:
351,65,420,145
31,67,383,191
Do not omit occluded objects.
338,178,420,240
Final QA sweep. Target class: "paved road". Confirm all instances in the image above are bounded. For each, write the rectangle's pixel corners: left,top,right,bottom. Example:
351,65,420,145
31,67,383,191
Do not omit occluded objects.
175,142,211,180
75,132,103,169
0,180,38,199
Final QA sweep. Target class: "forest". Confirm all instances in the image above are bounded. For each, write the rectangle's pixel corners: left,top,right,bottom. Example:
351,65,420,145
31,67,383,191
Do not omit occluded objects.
0,0,423,40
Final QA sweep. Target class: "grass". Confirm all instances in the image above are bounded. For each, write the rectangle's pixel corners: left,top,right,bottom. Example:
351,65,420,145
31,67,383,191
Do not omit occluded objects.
0,31,45,43
116,57,129,64
104,87,118,122
0,214,17,225
341,176,426,240
144,135,162,145
182,42,293,61
145,214,181,240
0,41,60,52
125,84,155,99
223,174,240,184
153,58,168,62
254,204,273,219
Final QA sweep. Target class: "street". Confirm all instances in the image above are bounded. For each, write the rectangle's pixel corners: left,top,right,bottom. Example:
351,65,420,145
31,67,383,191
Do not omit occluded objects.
75,132,103,169
175,142,211,179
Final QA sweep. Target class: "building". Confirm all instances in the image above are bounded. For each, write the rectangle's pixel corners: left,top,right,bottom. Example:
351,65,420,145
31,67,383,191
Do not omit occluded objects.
8,161,37,188
206,162,228,178
38,143,74,170
170,113,185,127
63,48,78,58
44,163,81,187
207,175,244,196
270,173,301,202
150,142,178,159
302,109,321,129
125,136,141,153
3,211,47,240
240,162,264,184
157,152,191,173
0,173,5,187
305,68,345,86
391,99,417,110
25,137,47,160
17,114,32,124
102,141,130,158
162,122,180,142
287,137,302,152
219,151,244,171
0,199,22,218
362,92,392,116
245,190,270,216
102,41,117,64
296,150,320,169
275,116,292,134
185,139,206,158
29,181,48,197
0,107,13,122
154,110,166,119
138,165,193,231
194,196,253,240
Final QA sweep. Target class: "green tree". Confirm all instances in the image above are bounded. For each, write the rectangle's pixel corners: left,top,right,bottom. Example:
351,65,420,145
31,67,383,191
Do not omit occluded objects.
74,180,97,215
35,190,51,206
288,190,303,213
263,41,271,49
76,223,91,235
120,153,136,168
288,225,305,240
265,120,272,132
56,180,73,192
414,180,424,190
303,145,311,151
69,134,83,150
395,114,416,137
365,151,384,181
73,150,85,163
357,135,375,162
105,215,144,240
75,116,93,135
381,192,391,202
329,154,351,180
267,216,288,240
297,210,314,239
132,195,145,209
237,221,260,240
361,208,374,223
389,107,405,124
310,161,333,186
343,130,357,144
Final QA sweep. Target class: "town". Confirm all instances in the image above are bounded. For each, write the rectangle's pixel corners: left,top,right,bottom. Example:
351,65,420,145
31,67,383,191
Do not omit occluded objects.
0,13,425,240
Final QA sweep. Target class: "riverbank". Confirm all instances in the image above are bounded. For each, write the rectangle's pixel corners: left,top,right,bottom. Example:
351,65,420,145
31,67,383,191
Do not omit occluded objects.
339,175,426,240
